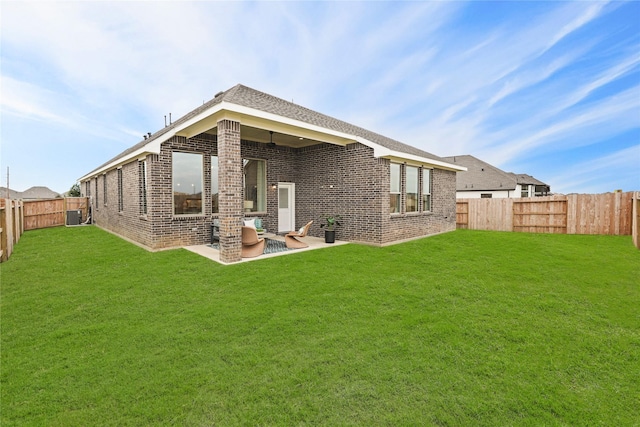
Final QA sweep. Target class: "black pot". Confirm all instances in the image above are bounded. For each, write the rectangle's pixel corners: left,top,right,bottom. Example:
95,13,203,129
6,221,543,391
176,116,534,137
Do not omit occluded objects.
324,230,336,244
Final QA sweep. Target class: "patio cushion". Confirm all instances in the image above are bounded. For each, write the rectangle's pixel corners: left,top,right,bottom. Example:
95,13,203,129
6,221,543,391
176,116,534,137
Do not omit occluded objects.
244,218,256,228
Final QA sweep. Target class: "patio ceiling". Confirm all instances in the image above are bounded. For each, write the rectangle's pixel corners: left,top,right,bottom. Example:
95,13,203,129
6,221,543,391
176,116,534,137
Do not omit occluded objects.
203,125,326,148
175,102,356,148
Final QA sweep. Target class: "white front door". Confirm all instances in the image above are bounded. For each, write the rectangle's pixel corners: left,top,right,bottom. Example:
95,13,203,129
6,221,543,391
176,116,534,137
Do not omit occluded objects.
278,182,295,233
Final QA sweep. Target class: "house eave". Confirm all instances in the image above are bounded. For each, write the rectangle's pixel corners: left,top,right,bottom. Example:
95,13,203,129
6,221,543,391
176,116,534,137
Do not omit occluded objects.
357,137,467,171
78,138,163,182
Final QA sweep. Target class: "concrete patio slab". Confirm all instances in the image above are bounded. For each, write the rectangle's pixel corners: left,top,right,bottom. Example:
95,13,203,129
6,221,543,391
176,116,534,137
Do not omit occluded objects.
184,235,348,265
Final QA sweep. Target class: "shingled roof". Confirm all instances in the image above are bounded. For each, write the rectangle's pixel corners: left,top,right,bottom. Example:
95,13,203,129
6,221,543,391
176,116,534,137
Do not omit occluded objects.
82,84,462,180
441,155,548,191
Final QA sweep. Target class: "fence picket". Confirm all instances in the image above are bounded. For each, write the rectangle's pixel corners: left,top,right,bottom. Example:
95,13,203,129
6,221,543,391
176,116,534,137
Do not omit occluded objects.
457,192,636,237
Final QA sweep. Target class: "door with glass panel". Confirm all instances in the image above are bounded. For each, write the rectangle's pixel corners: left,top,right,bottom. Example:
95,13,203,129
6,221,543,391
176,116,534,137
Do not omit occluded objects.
278,183,295,233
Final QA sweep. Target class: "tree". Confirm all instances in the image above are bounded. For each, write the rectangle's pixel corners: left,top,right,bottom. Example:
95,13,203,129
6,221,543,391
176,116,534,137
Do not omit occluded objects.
68,183,81,197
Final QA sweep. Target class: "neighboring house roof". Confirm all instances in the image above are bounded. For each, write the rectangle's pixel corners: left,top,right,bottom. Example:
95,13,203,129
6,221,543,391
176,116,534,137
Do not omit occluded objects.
507,173,547,187
0,186,62,199
0,187,22,199
441,155,549,192
81,84,464,181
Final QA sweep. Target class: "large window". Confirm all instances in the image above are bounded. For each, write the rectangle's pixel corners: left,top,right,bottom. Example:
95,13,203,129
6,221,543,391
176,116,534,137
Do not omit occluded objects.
211,156,219,214
422,168,431,211
211,156,266,214
390,163,401,213
173,152,203,215
243,158,266,213
406,166,418,213
391,163,433,214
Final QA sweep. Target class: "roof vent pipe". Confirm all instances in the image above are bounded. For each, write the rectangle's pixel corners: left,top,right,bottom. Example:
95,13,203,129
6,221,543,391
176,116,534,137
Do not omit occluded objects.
164,115,167,127
143,135,147,140
147,132,151,138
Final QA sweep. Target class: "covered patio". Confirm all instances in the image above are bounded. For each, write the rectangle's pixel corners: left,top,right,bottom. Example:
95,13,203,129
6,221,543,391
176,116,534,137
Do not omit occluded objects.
170,88,368,264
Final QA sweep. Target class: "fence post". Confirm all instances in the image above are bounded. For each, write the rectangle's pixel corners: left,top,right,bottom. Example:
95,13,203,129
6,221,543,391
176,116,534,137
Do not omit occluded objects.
633,192,640,250
0,203,6,262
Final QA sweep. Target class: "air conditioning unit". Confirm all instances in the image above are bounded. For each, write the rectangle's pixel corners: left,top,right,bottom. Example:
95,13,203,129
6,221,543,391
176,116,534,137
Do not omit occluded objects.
66,210,82,226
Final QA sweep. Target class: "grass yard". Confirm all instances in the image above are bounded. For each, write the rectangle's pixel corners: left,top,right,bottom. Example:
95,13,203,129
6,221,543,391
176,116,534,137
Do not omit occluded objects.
1,226,638,426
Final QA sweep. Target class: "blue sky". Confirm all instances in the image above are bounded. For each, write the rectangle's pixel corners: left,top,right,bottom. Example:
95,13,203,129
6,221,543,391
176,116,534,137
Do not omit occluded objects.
1,1,639,195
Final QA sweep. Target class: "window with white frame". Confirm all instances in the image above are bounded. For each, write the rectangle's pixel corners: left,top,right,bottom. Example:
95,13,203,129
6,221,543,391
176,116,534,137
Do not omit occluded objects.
422,168,431,211
389,163,436,215
390,163,401,213
406,166,418,213
173,152,203,215
521,185,529,198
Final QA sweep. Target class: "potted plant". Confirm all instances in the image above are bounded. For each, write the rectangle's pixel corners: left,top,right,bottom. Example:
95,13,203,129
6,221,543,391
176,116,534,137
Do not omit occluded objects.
320,215,341,243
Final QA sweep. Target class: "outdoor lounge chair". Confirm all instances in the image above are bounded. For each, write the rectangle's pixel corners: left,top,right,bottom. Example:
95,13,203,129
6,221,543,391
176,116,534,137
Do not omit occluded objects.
241,226,265,257
285,221,313,249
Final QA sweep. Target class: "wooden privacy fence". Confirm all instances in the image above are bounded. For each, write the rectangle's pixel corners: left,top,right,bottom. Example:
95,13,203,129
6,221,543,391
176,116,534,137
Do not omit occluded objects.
23,197,89,231
0,197,89,262
457,192,639,241
0,199,24,262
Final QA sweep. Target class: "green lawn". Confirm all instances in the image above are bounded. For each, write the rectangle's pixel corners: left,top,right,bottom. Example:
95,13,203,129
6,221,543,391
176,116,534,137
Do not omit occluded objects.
1,226,638,426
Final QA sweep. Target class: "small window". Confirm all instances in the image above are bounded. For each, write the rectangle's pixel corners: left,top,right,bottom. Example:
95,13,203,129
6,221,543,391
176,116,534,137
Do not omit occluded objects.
211,156,219,214
173,152,203,215
390,163,401,213
95,178,99,208
406,166,418,213
117,168,124,212
103,174,107,206
139,160,148,215
422,168,431,211
521,185,529,198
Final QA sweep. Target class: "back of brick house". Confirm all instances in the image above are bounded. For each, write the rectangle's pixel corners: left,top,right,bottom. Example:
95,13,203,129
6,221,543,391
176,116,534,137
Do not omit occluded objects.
80,84,465,262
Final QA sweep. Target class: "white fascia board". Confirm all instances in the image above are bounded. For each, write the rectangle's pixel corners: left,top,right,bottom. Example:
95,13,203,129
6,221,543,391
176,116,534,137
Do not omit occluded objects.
78,137,164,182
176,101,358,145
354,137,467,171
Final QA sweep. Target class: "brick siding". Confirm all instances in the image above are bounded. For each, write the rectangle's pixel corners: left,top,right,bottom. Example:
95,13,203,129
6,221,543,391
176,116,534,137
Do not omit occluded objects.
83,131,457,251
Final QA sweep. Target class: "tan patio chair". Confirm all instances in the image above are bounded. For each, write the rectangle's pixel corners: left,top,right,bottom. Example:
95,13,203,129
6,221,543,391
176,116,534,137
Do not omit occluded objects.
241,226,265,257
285,220,313,249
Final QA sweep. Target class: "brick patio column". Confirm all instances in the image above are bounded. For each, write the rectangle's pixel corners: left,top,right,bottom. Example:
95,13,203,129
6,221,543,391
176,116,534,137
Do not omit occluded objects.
217,119,243,263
